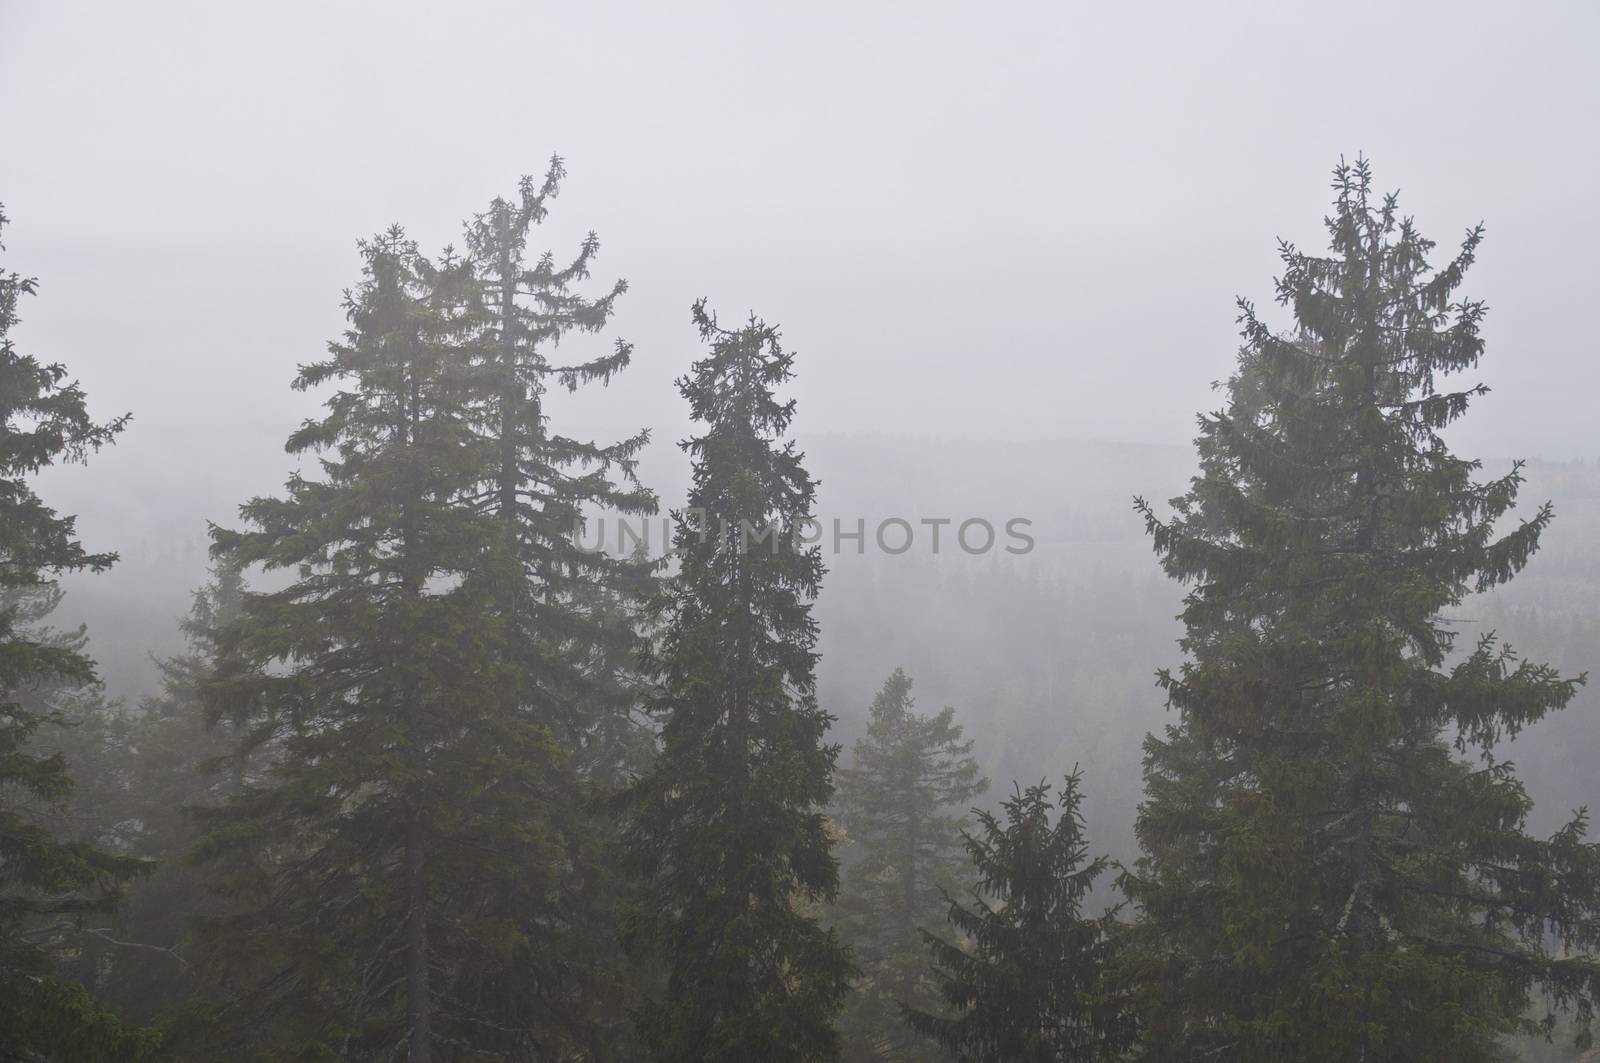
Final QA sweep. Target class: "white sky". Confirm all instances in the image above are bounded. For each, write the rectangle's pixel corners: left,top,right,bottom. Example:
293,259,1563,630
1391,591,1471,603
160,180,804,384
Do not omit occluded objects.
2,0,1597,525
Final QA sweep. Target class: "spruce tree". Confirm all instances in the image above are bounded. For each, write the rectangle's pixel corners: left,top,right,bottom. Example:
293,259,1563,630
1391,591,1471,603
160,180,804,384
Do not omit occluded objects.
1127,159,1600,1061
905,771,1134,1062
620,301,853,1062
0,203,157,1059
194,232,581,1060
458,158,659,1060
460,156,655,750
834,667,986,1059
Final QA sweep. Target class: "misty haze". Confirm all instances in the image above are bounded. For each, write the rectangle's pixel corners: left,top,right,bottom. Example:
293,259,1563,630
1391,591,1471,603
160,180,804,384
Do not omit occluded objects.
1,3,1598,1061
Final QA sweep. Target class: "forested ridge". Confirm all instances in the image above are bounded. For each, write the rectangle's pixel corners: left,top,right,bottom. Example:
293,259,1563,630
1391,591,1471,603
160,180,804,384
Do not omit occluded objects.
3,159,1598,1062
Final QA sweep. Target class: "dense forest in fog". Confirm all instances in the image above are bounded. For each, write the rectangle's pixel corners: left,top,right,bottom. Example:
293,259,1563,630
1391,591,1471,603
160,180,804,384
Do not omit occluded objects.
4,150,1600,1063
51,437,1600,880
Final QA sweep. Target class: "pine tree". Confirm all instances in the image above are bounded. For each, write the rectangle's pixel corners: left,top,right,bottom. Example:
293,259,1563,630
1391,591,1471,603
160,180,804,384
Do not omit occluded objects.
458,158,659,1060
1127,159,1600,1061
0,203,157,1059
834,667,986,1059
906,771,1134,1062
460,156,655,750
193,232,582,1060
620,301,853,1062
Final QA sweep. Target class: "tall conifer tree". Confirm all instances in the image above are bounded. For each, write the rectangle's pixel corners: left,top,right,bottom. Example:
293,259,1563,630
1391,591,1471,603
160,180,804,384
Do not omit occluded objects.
1127,160,1600,1061
621,301,852,1062
457,158,659,1061
0,203,155,1059
834,667,986,1059
195,232,583,1060
906,771,1133,1062
460,156,655,750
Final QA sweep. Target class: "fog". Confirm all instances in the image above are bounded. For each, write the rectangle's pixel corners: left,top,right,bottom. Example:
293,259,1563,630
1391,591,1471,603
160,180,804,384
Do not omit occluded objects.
4,0,1596,670
3,3,1599,1059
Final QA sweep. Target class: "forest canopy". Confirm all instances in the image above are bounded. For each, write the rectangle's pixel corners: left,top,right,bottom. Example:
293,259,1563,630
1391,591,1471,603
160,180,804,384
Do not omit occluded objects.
1,156,1597,1063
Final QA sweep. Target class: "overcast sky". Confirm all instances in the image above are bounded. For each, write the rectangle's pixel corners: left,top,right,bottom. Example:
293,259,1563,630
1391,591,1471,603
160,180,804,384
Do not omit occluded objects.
3,0,1598,524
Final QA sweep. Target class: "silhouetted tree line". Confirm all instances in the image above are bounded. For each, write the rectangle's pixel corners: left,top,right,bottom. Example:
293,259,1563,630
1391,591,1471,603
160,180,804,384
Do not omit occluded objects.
2,159,1598,1062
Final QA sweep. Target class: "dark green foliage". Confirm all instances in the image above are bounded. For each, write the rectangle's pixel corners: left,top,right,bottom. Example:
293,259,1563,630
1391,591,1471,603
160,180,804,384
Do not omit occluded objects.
546,554,662,1063
563,552,658,793
906,771,1133,1062
461,158,660,1060
620,301,853,1062
0,203,151,1059
1126,159,1600,1061
573,557,666,1060
834,667,986,1059
193,232,583,1060
182,160,658,1060
461,155,655,751
0,976,165,1062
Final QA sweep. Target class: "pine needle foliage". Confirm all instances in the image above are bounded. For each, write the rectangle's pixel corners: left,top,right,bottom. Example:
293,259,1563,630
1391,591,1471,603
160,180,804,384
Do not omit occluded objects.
1126,159,1600,1062
620,301,853,1063
0,202,155,1060
835,667,986,1059
907,771,1133,1062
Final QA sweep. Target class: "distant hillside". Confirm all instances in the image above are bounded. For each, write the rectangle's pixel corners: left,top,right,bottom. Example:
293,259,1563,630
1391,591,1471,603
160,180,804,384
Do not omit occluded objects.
47,434,1600,862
